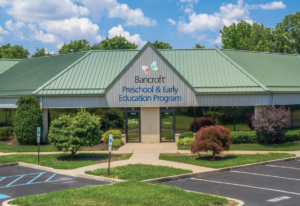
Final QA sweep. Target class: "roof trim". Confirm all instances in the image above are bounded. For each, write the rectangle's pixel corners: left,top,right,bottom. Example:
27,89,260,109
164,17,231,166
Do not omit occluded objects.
220,49,298,56
32,51,92,94
104,42,196,94
216,49,270,91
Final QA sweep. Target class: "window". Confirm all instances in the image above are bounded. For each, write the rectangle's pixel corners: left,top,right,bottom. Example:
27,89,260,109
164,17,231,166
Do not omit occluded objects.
214,107,234,131
291,105,300,128
175,107,194,133
194,107,214,132
48,109,67,123
0,109,5,125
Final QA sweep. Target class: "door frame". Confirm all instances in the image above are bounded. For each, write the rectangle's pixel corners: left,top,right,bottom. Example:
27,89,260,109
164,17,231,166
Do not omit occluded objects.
160,108,175,143
125,108,141,143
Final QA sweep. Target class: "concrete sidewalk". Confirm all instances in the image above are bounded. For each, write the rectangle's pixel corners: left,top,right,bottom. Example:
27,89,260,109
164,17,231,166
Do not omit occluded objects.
1,143,300,177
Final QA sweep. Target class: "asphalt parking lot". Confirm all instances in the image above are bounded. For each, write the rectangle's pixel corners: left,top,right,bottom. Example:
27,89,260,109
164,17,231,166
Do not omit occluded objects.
0,166,108,204
163,160,300,206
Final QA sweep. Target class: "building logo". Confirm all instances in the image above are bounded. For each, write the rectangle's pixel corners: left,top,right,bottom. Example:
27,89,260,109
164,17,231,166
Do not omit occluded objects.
141,61,158,74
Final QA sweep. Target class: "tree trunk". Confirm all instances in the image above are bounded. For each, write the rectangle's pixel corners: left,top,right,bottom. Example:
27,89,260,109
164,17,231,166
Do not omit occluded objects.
213,150,215,158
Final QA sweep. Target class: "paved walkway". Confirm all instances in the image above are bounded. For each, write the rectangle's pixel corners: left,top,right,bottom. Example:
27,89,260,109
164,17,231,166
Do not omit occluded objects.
1,143,300,177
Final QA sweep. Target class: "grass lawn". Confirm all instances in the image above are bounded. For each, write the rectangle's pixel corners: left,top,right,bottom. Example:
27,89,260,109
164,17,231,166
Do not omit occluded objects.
178,142,300,151
11,181,229,206
0,153,132,169
0,143,59,153
159,153,295,169
86,164,192,181
230,143,300,151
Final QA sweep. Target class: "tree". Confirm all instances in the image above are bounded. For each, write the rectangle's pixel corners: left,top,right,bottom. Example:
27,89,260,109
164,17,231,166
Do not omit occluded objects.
91,36,138,50
49,109,102,157
0,43,30,59
152,40,172,49
272,11,300,54
31,48,53,58
251,106,291,144
14,95,43,145
220,21,273,52
193,43,205,49
191,125,231,158
58,39,91,54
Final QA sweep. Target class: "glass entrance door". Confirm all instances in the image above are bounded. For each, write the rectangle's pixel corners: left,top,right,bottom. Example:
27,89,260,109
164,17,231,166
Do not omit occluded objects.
160,109,175,142
126,110,141,143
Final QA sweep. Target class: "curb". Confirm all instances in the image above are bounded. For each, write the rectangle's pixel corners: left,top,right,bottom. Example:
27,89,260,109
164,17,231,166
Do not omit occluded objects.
0,162,121,184
184,190,244,206
2,199,17,206
142,156,300,183
78,174,124,183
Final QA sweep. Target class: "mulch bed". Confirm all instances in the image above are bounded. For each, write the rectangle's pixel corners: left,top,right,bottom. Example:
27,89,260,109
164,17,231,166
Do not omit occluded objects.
82,142,120,151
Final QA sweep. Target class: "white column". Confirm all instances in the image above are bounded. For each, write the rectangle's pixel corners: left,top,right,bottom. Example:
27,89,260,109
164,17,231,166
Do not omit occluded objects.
42,109,48,142
254,106,264,119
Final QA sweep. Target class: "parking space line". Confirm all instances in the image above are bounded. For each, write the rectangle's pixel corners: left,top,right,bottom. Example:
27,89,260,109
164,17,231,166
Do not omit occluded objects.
45,174,56,182
0,172,45,179
5,175,24,187
26,173,44,184
266,165,300,170
191,178,300,196
0,177,5,182
231,171,300,181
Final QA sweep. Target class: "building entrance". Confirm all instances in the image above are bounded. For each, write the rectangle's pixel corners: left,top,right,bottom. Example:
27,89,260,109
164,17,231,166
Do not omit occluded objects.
126,109,141,143
160,108,175,142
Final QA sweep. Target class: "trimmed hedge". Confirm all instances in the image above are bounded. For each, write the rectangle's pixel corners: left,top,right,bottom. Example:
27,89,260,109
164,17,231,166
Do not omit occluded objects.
179,131,194,139
103,130,122,143
0,126,14,141
112,139,122,147
176,138,194,146
231,131,259,144
231,130,300,144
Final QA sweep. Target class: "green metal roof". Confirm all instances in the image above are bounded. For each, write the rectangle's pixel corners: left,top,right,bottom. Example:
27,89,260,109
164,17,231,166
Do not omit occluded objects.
221,50,300,92
35,50,139,95
159,49,266,93
0,52,86,97
1,43,300,97
0,59,20,75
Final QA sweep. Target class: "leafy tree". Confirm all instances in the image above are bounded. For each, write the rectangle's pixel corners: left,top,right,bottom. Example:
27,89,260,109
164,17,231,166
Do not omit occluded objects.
58,39,91,54
152,40,172,49
220,21,273,52
0,43,30,59
49,109,102,157
272,11,300,54
193,43,205,49
191,125,231,158
91,36,138,50
31,48,53,58
251,106,291,144
14,95,43,145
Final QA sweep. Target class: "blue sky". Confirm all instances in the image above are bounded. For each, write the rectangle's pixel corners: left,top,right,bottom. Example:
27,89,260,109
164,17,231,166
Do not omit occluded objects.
0,0,298,55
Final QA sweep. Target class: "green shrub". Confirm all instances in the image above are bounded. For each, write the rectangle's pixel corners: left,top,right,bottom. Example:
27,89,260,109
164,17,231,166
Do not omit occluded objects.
112,139,122,147
176,138,194,146
179,131,194,139
49,109,102,156
231,131,259,144
118,129,125,134
14,95,43,145
103,130,122,143
282,131,300,142
0,126,14,141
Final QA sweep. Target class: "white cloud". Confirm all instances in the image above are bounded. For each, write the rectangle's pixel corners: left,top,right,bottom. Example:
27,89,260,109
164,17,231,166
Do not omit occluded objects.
0,36,3,42
5,20,26,39
253,1,286,10
213,34,222,44
167,18,177,25
0,26,9,35
108,24,146,49
6,0,89,23
40,18,103,44
76,0,156,26
178,13,222,33
0,0,9,7
28,24,59,43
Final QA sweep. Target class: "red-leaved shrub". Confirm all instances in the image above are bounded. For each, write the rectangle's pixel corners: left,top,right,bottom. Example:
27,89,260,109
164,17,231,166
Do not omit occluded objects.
251,106,291,144
188,117,215,132
191,125,231,158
